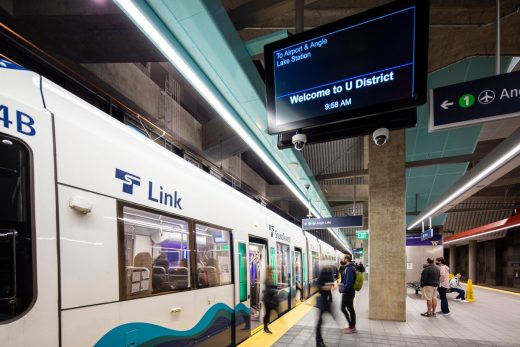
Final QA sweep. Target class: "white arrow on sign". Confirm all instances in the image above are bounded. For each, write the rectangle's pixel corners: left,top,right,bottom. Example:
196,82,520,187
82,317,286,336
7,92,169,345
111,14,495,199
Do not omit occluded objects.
440,100,454,110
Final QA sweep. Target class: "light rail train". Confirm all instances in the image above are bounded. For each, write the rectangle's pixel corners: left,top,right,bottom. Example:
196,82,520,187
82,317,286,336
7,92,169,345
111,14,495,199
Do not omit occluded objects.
0,59,344,347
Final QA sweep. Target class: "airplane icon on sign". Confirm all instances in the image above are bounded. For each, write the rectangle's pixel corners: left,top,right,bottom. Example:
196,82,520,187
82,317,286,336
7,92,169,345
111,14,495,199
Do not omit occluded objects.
478,90,495,104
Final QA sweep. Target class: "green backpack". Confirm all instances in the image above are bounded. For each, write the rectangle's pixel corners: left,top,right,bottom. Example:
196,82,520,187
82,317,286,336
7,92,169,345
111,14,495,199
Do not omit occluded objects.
353,270,364,291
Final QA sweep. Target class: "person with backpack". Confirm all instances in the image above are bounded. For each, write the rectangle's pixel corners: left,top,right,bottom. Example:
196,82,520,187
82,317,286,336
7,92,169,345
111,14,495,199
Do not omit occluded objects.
339,253,357,334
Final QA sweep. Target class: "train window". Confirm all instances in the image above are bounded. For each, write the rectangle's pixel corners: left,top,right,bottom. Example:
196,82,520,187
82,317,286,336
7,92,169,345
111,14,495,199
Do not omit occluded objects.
120,206,191,299
311,251,319,282
275,242,290,288
0,134,34,323
195,224,232,288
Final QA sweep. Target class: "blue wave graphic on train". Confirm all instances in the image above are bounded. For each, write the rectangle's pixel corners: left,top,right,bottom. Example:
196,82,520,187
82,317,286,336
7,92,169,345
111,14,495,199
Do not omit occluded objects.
95,303,250,347
0,59,27,71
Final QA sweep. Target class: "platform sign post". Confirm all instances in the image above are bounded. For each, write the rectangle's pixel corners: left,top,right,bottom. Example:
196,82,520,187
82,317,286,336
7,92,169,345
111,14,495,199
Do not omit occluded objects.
420,228,434,241
302,215,363,230
430,70,520,132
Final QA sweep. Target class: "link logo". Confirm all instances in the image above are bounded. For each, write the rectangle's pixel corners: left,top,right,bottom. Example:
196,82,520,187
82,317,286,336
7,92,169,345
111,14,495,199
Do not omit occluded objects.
115,168,141,194
115,168,182,210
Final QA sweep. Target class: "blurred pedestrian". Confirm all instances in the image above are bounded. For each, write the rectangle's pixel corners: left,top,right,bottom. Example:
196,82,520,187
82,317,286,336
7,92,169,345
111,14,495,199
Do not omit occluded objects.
316,265,335,347
262,266,279,334
420,257,440,317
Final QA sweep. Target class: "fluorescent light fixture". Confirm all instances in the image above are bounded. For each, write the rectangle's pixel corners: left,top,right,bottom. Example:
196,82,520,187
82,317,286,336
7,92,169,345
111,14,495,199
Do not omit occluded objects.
408,141,520,230
507,57,520,73
444,223,520,245
114,0,348,250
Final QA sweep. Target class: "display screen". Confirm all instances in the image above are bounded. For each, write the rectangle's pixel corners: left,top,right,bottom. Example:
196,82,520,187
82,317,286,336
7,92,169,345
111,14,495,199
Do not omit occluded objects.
265,0,429,134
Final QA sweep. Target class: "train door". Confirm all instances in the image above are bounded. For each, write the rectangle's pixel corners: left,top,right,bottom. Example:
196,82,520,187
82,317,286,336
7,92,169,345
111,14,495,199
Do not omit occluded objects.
0,66,59,346
275,242,291,314
235,239,250,344
248,239,266,334
293,248,303,303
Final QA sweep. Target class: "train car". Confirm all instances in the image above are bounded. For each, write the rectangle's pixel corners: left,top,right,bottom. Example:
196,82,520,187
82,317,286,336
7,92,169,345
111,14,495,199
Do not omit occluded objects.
0,59,342,347
318,239,336,269
305,232,321,296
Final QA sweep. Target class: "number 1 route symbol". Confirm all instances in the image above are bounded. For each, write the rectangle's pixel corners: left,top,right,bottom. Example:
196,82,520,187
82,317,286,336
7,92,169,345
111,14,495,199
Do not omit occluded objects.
459,93,475,108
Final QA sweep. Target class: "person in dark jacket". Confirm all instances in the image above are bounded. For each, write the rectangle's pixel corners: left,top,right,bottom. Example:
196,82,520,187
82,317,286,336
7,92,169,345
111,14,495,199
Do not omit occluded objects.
262,266,279,334
339,254,357,333
420,257,440,317
315,265,335,347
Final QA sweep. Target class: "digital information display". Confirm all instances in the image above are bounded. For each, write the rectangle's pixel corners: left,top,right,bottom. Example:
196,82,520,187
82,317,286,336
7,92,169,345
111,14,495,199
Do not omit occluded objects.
265,0,428,134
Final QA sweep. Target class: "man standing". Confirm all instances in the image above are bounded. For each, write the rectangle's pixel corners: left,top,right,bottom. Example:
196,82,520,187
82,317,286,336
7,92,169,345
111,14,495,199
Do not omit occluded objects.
339,254,357,333
420,258,440,317
436,257,450,315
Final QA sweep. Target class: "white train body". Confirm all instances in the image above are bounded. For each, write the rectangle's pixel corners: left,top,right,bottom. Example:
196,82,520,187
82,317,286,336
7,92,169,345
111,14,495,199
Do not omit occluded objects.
0,60,343,347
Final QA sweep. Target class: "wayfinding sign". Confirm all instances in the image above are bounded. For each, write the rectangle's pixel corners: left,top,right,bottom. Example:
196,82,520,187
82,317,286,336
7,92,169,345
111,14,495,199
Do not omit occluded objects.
421,228,434,241
264,0,429,134
430,70,520,131
302,215,363,230
356,231,369,240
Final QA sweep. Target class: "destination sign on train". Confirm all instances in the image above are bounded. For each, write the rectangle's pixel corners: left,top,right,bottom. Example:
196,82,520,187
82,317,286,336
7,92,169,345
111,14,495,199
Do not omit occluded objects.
265,0,428,134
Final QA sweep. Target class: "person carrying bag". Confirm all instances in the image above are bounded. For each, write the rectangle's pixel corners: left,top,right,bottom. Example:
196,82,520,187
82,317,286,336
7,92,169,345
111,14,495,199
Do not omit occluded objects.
338,254,357,334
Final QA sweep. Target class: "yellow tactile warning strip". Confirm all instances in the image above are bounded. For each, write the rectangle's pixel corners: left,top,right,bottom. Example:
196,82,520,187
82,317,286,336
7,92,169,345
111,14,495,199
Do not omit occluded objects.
471,284,520,297
238,295,317,347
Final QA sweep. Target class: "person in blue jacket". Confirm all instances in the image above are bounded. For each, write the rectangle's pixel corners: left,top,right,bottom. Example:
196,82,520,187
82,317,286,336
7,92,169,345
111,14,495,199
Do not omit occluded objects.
339,253,357,334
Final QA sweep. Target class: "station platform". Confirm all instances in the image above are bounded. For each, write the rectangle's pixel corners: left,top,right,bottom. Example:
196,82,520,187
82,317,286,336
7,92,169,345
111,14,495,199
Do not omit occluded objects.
242,283,520,347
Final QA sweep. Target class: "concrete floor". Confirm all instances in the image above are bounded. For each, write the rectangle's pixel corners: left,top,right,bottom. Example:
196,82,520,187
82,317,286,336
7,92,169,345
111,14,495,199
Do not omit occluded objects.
273,283,520,347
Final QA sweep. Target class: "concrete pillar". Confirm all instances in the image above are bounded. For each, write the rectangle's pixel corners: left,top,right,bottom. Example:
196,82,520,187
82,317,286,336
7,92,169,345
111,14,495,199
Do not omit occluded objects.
449,245,457,274
368,129,406,321
469,240,477,283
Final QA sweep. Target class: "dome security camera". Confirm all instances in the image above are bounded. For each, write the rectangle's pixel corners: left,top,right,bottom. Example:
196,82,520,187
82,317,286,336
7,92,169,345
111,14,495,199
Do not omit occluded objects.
292,133,307,151
372,127,389,146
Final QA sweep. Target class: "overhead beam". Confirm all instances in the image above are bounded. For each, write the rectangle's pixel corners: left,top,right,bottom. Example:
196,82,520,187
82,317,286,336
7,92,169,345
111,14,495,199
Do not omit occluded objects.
315,153,489,181
405,153,486,168
408,205,520,215
266,184,368,202
315,169,368,181
244,30,288,56
488,176,520,187
447,205,520,213
228,0,319,31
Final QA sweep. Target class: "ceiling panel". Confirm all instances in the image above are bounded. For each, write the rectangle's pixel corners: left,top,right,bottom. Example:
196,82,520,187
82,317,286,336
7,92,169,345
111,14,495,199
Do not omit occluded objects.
405,56,514,227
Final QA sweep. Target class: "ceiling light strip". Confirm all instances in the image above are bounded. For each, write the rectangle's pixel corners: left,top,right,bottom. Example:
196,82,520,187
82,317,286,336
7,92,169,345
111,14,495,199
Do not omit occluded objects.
444,222,520,245
113,0,348,249
408,141,520,230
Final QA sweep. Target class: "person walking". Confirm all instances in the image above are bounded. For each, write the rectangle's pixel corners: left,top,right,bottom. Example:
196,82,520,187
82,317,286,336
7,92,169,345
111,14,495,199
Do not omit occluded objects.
262,266,279,334
436,257,450,315
420,258,440,317
339,254,357,333
449,273,468,302
315,265,335,347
